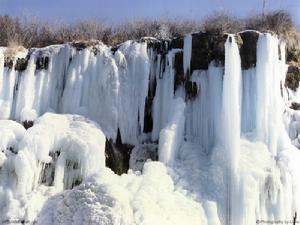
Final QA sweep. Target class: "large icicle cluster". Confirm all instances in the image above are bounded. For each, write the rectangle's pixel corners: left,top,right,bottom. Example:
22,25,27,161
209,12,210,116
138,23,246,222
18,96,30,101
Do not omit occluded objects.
0,31,299,225
0,41,150,145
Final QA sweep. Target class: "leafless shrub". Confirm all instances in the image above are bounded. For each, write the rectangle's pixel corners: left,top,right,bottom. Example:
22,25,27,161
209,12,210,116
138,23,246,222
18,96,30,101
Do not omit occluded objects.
202,12,242,34
4,41,26,58
0,15,23,46
0,11,298,49
246,11,294,35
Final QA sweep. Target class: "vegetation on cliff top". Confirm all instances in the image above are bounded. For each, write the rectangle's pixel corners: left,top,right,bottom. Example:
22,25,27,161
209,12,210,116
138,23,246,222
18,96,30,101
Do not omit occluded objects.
0,11,299,68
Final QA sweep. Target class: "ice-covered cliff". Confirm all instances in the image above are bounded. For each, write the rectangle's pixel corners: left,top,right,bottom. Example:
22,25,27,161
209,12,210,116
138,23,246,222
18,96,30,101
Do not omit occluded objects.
0,31,299,225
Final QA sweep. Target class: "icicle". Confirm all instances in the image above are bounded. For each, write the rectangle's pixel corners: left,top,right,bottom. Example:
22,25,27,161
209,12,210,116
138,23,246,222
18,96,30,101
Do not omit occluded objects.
222,34,242,171
183,34,192,77
255,34,284,156
0,54,17,119
241,68,256,133
185,62,223,153
222,34,242,225
151,49,181,141
158,97,185,166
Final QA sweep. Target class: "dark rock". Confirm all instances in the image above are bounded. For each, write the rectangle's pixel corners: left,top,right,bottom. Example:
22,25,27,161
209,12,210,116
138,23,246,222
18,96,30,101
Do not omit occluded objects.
159,53,167,77
71,40,101,51
185,81,198,99
285,65,300,91
72,177,83,188
91,46,99,55
290,102,300,110
7,146,17,154
278,45,282,61
144,38,169,55
287,47,300,65
4,57,13,69
143,77,156,133
36,56,49,70
111,45,120,54
15,58,28,71
72,42,89,51
39,150,60,186
174,51,185,91
105,129,134,175
190,32,227,71
22,120,34,129
239,31,259,69
169,37,184,50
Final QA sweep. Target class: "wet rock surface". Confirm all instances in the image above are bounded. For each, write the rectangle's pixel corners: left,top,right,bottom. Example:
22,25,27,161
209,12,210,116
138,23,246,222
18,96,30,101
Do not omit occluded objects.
169,37,184,50
174,51,184,90
36,55,49,70
190,32,227,71
4,57,13,69
15,57,28,71
238,31,259,69
290,102,300,110
22,120,34,129
71,40,102,51
285,65,300,91
105,129,134,175
185,81,198,99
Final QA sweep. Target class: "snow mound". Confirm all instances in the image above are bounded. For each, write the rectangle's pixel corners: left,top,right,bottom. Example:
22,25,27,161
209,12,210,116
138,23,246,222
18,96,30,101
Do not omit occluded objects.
37,162,209,225
0,113,107,222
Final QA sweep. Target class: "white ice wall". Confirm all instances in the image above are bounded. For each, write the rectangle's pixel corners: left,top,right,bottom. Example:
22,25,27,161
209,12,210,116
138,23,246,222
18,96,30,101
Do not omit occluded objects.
0,42,151,145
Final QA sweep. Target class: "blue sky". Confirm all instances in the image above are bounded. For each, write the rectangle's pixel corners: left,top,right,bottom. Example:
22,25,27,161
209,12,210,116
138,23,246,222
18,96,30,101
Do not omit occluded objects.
0,0,299,25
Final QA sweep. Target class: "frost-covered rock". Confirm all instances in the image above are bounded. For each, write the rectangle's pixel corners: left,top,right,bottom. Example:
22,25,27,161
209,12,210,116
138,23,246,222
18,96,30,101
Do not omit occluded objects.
129,143,157,171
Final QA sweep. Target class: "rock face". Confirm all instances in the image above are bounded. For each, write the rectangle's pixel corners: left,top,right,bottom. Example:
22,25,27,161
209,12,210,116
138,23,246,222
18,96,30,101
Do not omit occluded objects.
239,31,259,69
36,55,49,70
174,51,184,90
105,130,134,175
185,81,198,99
285,65,300,91
191,32,227,71
290,102,300,110
4,57,13,69
22,120,34,129
15,57,28,71
71,40,102,51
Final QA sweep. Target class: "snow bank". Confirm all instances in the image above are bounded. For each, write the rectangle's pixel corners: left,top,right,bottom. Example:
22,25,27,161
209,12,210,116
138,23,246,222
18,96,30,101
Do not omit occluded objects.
36,162,208,225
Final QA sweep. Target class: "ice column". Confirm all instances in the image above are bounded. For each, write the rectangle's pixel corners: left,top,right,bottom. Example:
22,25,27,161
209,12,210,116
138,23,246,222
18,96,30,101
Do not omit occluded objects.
183,34,192,77
256,34,284,156
222,35,242,225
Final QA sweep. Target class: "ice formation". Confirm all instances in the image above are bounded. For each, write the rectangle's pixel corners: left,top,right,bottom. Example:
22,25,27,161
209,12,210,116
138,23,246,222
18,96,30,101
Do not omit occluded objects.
0,31,299,225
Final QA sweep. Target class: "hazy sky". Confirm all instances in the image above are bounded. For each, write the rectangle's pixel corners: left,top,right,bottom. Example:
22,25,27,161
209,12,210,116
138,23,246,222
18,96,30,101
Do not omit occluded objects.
0,0,299,25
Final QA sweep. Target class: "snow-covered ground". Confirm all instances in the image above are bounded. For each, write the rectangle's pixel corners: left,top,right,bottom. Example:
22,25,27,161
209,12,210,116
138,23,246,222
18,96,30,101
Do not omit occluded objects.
0,32,299,225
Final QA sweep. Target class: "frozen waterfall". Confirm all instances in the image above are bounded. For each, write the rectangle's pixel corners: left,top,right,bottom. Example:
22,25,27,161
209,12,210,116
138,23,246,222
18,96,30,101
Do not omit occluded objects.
0,31,299,225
